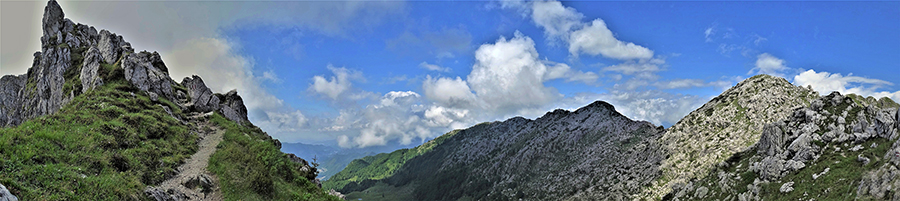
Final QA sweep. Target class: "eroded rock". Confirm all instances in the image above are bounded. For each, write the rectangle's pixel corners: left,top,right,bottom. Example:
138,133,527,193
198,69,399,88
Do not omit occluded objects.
122,51,173,100
218,89,248,123
181,76,219,113
80,46,103,93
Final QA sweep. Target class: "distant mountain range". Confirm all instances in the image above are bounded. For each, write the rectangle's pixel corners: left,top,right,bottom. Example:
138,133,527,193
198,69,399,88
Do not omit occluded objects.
324,75,900,200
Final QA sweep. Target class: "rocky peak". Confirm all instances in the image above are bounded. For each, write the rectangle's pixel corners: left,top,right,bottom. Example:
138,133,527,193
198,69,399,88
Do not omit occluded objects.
41,0,64,39
643,74,820,199
668,91,899,200
0,0,250,127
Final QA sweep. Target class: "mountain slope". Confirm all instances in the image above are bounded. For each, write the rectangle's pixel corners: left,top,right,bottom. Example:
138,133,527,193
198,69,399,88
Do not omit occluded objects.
641,74,820,199
667,92,900,200
0,1,339,200
325,101,667,200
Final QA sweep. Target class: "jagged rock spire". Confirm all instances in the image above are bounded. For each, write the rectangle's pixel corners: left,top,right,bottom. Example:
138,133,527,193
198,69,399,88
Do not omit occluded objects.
1,0,251,127
42,0,64,38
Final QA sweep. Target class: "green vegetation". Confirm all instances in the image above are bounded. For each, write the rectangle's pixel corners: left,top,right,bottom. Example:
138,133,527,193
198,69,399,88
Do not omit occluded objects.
0,66,196,200
342,181,416,201
63,46,87,96
1,55,337,200
760,138,891,200
323,129,460,192
207,113,340,201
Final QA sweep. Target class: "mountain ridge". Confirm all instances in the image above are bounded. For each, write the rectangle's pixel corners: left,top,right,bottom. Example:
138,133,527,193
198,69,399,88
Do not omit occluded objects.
325,100,668,200
325,74,874,201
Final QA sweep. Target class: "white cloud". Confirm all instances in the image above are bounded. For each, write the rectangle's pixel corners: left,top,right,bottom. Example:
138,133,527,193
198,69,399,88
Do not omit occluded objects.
468,32,563,111
752,34,768,45
569,19,654,60
752,53,788,76
597,91,704,126
656,79,707,89
794,69,899,101
508,0,653,60
704,26,716,42
423,105,470,128
262,70,281,83
422,75,477,107
309,65,362,100
419,62,451,72
602,58,665,75
530,1,583,42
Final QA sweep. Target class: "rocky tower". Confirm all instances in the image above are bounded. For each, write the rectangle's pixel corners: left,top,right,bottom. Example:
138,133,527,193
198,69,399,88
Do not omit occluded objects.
641,74,820,199
0,0,249,127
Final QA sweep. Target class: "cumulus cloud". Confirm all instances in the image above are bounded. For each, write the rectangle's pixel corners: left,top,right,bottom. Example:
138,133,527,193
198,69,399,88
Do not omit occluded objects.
525,1,653,60
422,75,477,107
794,69,900,101
467,32,564,111
752,53,788,76
530,1,583,41
569,19,654,60
309,65,363,100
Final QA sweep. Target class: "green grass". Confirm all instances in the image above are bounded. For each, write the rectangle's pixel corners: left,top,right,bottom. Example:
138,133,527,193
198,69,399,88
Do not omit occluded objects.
207,113,340,201
0,74,195,200
758,138,892,200
343,181,416,201
323,129,460,192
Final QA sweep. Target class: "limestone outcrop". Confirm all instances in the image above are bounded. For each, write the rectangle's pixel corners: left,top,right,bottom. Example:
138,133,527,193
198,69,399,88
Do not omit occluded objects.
0,0,250,128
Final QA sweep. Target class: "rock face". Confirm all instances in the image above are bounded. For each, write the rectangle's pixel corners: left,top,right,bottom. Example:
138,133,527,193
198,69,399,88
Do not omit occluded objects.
330,101,667,200
97,30,131,65
668,92,900,200
643,74,819,199
0,0,250,128
181,75,220,113
0,75,27,127
79,46,103,93
219,90,249,123
0,183,18,201
121,51,174,100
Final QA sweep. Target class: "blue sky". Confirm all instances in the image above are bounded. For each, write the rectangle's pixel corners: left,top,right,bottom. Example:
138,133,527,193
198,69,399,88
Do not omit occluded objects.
2,0,898,149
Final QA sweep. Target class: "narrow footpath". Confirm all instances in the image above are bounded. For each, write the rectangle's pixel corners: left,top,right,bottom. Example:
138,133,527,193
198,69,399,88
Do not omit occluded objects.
146,121,224,201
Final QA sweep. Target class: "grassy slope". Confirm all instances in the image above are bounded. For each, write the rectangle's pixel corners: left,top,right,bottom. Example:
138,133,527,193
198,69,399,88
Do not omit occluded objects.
207,113,340,201
1,52,339,200
322,129,460,192
0,65,195,200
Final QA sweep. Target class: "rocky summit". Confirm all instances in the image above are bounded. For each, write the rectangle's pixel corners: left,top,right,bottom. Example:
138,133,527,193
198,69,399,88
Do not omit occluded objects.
666,92,900,200
641,74,820,199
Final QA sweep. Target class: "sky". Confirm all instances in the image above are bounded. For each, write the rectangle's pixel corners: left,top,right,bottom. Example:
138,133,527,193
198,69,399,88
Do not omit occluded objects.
2,0,899,149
